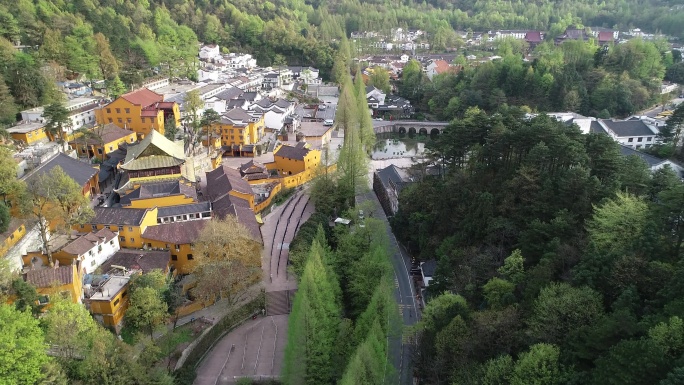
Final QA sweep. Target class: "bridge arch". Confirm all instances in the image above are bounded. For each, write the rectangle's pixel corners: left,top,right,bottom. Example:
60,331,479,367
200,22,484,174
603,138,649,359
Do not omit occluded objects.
430,128,441,135
419,127,428,136
398,126,406,134
408,127,417,135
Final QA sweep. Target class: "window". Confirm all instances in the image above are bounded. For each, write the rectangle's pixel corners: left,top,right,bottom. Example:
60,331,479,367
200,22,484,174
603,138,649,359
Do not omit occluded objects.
126,118,132,123
91,260,96,266
122,291,127,298
130,237,134,243
117,118,123,123
118,226,124,231
38,295,50,305
171,254,178,261
120,236,125,242
81,147,87,153
147,243,152,248
115,108,120,113
187,254,194,260
97,148,103,154
648,137,653,142
80,224,85,229
124,108,130,114
638,137,643,142
108,118,113,123
128,227,133,231
109,240,114,245
88,250,93,256
109,146,113,151
628,138,634,142
113,298,120,307
175,244,180,251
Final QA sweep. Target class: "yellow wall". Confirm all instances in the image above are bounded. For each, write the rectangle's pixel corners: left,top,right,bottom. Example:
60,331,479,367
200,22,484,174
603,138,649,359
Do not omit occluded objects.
140,239,194,274
72,131,137,160
96,98,180,137
88,284,130,327
11,128,48,144
217,115,265,146
272,147,321,176
128,172,183,185
229,190,255,210
254,182,282,213
125,194,196,209
77,208,158,248
0,222,26,256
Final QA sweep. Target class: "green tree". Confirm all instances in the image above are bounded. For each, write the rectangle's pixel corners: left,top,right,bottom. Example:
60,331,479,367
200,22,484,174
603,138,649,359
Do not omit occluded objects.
399,59,425,102
200,108,220,155
19,166,94,265
0,304,51,384
105,75,126,99
336,75,368,206
125,286,168,338
368,66,390,94
511,343,564,385
183,89,204,155
0,201,9,233
0,74,17,125
284,240,342,385
354,68,375,152
528,282,603,345
93,33,119,81
43,102,72,150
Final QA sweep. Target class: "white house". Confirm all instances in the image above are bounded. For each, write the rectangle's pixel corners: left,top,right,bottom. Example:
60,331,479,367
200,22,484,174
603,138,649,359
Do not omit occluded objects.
619,145,684,175
366,86,386,107
21,97,100,132
597,119,659,149
199,44,221,61
62,228,120,274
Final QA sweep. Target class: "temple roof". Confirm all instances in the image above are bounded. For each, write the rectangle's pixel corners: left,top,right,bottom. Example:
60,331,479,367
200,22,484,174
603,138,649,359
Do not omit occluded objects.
121,130,185,171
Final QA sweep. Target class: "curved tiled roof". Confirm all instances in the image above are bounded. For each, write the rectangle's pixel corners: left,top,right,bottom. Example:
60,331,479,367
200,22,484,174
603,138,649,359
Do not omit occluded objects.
120,88,163,107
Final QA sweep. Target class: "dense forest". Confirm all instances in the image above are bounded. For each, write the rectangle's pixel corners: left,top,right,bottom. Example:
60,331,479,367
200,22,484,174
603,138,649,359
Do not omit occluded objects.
392,106,684,384
400,37,680,119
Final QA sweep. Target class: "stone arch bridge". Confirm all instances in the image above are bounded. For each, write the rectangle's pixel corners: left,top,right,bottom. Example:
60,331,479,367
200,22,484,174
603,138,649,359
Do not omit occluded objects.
372,120,449,136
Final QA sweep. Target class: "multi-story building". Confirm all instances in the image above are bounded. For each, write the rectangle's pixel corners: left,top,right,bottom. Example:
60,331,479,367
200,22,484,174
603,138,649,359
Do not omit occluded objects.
21,97,101,133
23,262,84,304
95,88,180,137
217,108,266,147
80,207,159,249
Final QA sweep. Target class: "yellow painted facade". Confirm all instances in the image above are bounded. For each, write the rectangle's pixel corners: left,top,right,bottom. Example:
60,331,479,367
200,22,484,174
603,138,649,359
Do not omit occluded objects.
253,183,282,213
142,240,195,275
71,129,137,160
229,190,255,211
10,126,48,145
87,279,131,328
217,115,266,146
0,220,26,257
95,92,180,137
78,208,158,249
270,146,321,176
125,194,196,209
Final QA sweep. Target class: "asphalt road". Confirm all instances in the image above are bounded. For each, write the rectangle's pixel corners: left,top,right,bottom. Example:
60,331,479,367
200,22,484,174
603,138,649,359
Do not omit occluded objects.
358,190,419,385
640,97,683,117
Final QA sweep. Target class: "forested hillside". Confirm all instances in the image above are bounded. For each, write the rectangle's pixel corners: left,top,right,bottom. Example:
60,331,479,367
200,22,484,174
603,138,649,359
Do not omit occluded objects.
405,38,677,119
393,106,684,384
1,0,683,126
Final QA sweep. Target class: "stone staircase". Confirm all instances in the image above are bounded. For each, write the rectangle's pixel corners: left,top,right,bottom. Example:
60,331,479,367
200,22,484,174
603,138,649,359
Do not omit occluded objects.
265,290,293,316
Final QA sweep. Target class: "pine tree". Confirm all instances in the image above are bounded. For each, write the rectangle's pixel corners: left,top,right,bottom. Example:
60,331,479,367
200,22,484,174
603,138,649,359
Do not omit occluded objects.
354,66,376,152
337,74,368,205
283,240,342,385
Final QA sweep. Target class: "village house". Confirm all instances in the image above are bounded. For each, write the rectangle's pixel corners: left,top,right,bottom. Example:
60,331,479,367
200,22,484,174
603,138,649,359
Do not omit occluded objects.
79,207,159,249
7,122,49,145
21,97,101,135
23,262,84,305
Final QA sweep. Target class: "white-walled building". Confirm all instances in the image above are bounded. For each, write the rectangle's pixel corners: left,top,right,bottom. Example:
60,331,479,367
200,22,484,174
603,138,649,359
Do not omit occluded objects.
61,229,120,274
199,44,221,61
20,97,101,131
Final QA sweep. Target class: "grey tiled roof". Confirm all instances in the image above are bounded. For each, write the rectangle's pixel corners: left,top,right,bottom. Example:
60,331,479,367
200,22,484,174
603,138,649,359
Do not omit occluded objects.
92,207,149,225
23,153,98,187
275,144,310,161
158,202,211,217
602,120,656,137
619,145,667,168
